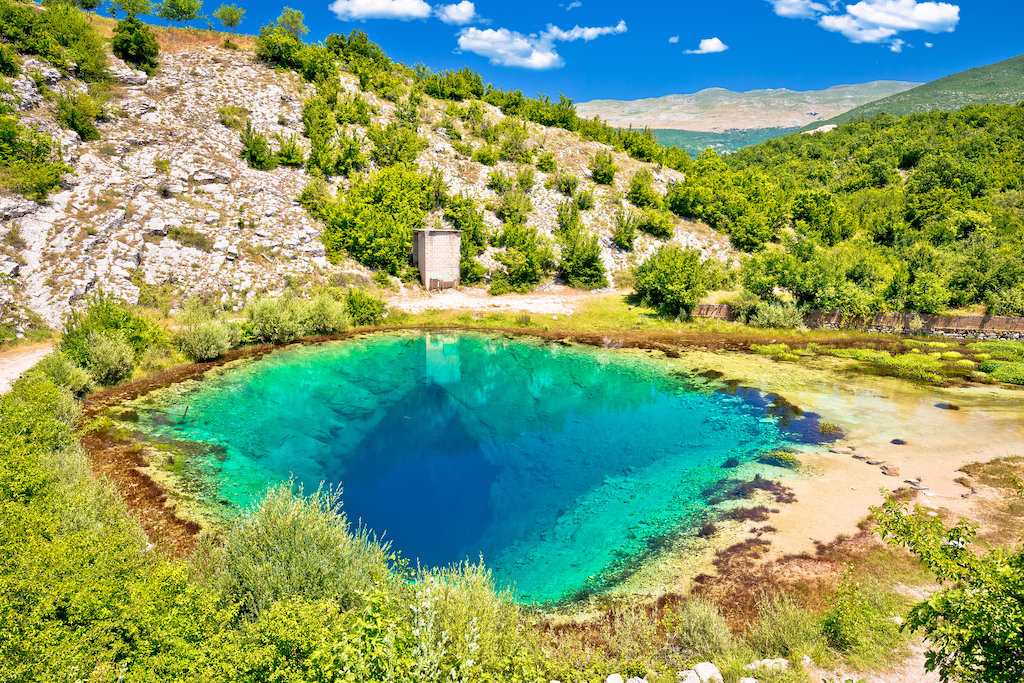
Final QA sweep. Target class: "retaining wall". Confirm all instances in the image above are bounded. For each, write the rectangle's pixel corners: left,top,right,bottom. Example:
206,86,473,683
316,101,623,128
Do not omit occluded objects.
692,303,1024,340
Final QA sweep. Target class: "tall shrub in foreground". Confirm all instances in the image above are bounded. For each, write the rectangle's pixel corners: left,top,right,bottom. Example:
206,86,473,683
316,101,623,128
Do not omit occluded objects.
873,493,1024,683
61,293,167,366
633,245,708,319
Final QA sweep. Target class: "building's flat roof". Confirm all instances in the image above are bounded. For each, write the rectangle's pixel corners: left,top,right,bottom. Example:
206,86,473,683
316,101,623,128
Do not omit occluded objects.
413,228,462,233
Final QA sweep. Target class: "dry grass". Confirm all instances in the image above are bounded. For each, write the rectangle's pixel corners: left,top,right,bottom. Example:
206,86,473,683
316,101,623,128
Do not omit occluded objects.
85,13,256,53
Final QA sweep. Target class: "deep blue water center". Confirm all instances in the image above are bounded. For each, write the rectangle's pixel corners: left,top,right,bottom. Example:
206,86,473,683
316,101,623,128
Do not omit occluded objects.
131,332,807,602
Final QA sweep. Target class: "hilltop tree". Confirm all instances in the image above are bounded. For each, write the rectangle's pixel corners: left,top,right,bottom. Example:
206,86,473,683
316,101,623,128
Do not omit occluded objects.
110,0,153,18
212,2,244,31
111,17,160,74
157,0,203,26
276,6,307,41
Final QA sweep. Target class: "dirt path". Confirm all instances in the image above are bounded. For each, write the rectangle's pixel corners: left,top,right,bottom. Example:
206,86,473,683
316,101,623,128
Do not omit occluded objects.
0,343,53,394
388,285,618,315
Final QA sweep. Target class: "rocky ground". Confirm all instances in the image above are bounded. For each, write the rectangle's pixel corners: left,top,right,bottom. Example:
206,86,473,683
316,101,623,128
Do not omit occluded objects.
0,45,733,332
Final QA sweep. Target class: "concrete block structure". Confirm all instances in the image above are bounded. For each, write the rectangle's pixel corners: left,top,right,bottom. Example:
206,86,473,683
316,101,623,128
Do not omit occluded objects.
412,229,461,290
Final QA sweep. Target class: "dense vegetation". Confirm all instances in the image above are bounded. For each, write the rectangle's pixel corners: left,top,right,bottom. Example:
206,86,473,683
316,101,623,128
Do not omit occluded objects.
690,104,1024,318
809,52,1024,130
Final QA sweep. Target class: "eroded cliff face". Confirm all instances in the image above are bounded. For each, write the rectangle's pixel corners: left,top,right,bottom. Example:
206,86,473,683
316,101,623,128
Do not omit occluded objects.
0,45,733,331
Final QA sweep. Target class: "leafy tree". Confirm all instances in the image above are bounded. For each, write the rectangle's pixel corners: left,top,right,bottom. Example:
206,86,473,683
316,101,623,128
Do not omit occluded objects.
558,223,607,289
110,0,154,18
239,120,277,170
367,122,426,167
633,245,709,318
276,6,307,41
873,493,1024,683
491,222,552,294
111,17,159,75
157,0,203,26
444,193,489,283
212,2,243,31
626,167,661,208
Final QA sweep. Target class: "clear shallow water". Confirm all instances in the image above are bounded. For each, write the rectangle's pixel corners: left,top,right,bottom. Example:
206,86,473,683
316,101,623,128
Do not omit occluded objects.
128,332,824,603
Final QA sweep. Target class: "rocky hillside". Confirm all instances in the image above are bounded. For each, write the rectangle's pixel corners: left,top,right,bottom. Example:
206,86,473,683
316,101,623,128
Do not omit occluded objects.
0,39,733,331
576,81,919,132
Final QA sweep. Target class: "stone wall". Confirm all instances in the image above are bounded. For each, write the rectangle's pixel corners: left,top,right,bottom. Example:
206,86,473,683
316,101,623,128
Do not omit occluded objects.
693,303,1024,340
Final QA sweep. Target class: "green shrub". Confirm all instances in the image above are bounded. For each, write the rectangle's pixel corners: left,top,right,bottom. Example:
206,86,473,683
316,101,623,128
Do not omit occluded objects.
61,293,167,366
34,351,91,395
820,571,903,664
666,596,739,660
612,210,638,251
336,92,374,126
757,450,801,469
491,222,551,294
633,245,708,318
551,170,579,196
111,17,159,75
217,105,249,130
558,223,607,290
967,340,1024,362
84,329,135,385
494,188,532,226
985,285,1024,316
555,198,581,235
56,92,101,142
452,140,473,157
368,122,426,166
574,187,594,211
626,168,661,208
745,593,823,660
300,292,349,334
979,360,1024,385
346,288,386,325
516,166,535,192
495,116,532,163
0,42,19,77
274,132,305,167
748,301,804,329
445,193,489,284
240,120,278,170
535,151,556,173
178,320,233,361
637,207,674,239
255,24,303,67
589,150,618,185
472,144,499,166
209,483,393,618
244,295,301,344
167,225,214,251
487,169,513,194
37,2,109,81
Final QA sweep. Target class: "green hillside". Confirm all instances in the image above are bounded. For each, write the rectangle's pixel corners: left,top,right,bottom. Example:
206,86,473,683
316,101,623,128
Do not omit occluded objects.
803,53,1024,130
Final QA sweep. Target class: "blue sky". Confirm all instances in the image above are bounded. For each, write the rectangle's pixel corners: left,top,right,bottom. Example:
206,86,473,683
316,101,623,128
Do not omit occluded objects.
134,0,1024,101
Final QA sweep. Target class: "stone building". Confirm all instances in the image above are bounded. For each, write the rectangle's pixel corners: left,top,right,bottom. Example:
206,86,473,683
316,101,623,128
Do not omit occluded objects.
412,228,461,289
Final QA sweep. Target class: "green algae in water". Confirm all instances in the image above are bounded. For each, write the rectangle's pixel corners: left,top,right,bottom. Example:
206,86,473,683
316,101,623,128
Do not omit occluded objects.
130,332,802,603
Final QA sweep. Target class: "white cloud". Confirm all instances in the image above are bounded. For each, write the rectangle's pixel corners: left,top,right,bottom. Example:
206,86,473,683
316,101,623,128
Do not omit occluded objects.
435,1,478,25
457,20,627,69
683,37,728,54
565,1,582,9
328,0,432,21
545,19,627,42
767,0,830,19
925,41,933,46
771,0,959,52
668,35,679,43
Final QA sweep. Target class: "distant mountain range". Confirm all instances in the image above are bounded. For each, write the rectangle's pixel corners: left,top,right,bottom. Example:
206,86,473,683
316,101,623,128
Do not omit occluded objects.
575,81,920,132
803,53,1024,130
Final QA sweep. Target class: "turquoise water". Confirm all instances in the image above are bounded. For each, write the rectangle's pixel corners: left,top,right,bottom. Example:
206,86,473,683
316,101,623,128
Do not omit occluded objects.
129,332,818,603
653,127,800,157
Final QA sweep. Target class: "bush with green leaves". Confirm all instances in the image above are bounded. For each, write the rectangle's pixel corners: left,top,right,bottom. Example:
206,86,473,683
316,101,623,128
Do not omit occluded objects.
274,132,305,167
589,150,618,185
367,122,426,167
748,300,804,329
346,287,387,325
244,295,302,344
56,92,102,142
84,329,135,385
494,116,532,163
873,493,1024,682
300,292,350,334
612,209,638,251
535,151,556,173
494,188,532,226
626,167,661,208
0,116,70,201
0,42,19,77
213,2,244,31
558,222,607,290
156,0,203,27
61,293,168,367
444,193,489,283
575,187,594,211
33,351,91,395
633,245,709,318
239,121,278,170
176,298,239,362
487,169,513,194
637,207,674,239
551,170,579,197
491,222,552,294
472,144,499,166
111,17,159,75
210,483,393,618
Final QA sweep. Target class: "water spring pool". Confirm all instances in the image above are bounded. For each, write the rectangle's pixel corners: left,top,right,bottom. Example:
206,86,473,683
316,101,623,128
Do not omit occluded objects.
128,332,826,603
